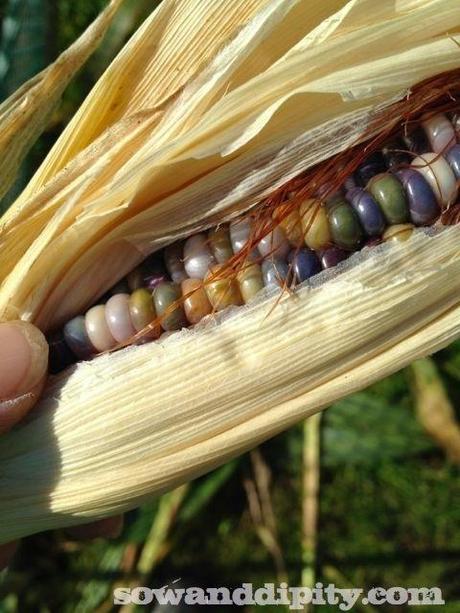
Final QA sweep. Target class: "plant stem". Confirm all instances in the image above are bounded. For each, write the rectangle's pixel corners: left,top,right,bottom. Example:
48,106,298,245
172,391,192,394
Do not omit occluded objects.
244,449,289,585
302,412,322,602
410,358,460,463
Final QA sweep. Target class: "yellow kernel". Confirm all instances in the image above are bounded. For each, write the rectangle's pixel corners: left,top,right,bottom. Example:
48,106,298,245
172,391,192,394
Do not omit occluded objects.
299,198,331,251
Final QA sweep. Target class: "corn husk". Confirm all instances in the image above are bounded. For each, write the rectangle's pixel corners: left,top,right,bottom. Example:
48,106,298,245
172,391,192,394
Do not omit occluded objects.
0,0,460,543
0,0,124,203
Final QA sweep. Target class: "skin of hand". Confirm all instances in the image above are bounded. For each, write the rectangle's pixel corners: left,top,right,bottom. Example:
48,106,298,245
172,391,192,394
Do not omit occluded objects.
0,321,123,570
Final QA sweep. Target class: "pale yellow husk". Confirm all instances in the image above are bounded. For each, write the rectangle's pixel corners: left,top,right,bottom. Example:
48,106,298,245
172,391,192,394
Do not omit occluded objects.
0,0,459,542
0,0,124,201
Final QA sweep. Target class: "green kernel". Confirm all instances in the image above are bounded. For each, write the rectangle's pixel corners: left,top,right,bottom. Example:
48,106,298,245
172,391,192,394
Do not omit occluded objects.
326,198,363,250
129,288,160,337
368,173,410,225
153,282,187,331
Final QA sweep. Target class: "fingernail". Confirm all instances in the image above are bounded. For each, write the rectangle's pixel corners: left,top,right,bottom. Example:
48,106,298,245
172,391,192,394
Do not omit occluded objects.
0,322,48,400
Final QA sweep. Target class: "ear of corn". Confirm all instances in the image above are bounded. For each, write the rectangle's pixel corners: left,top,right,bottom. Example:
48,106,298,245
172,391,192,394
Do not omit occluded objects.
1,228,459,541
0,0,459,543
1,0,459,329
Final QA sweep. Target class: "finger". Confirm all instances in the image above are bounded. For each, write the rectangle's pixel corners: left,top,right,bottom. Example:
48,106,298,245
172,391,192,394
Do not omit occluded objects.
65,515,124,541
0,322,48,434
0,541,18,570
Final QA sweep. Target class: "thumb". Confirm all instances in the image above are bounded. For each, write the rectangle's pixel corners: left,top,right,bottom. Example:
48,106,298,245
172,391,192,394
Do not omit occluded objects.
0,321,48,435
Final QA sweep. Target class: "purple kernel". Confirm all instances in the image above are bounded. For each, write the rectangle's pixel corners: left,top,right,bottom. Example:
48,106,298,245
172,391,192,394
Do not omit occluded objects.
288,248,322,283
319,247,349,269
445,144,460,180
346,187,386,237
395,168,440,226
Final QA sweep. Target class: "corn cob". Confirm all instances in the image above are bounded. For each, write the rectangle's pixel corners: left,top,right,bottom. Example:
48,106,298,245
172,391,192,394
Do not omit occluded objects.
48,111,460,371
1,0,460,544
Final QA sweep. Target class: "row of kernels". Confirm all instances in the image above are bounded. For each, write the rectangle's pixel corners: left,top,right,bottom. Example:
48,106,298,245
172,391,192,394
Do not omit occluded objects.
290,113,459,254
52,112,460,369
64,287,161,357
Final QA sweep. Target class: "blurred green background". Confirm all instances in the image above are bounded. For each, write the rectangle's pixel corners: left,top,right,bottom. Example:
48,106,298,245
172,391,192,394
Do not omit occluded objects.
0,1,459,611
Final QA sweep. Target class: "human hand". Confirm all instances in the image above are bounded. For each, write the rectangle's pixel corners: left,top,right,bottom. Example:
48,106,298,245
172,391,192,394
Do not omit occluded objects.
0,321,123,570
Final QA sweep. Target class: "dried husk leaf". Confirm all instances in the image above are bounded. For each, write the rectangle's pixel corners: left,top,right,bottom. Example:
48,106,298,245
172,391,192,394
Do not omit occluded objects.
0,0,459,542
0,228,459,542
1,0,459,328
0,0,124,202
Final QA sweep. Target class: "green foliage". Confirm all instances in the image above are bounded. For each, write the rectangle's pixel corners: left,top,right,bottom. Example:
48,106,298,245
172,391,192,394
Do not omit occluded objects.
0,0,53,211
323,387,433,466
178,460,239,523
0,0,50,99
55,0,107,53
